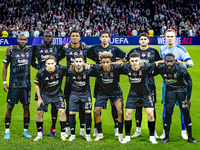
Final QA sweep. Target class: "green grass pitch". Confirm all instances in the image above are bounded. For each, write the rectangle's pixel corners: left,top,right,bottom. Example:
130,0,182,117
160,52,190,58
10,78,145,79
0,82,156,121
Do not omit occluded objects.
0,46,199,150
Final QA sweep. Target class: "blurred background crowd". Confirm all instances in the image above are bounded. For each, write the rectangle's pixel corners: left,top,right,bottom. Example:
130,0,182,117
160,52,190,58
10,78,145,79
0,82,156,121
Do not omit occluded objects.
0,0,200,37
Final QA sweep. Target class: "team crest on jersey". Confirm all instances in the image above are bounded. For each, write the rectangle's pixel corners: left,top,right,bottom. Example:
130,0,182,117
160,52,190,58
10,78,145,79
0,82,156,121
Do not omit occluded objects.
104,74,108,77
88,97,91,101
168,74,172,77
40,50,43,53
50,76,54,79
74,52,78,55
21,54,25,57
174,74,177,78
147,52,150,57
110,72,113,77
163,74,167,77
139,70,142,75
83,74,86,79
16,54,20,57
45,50,48,53
142,53,146,57
133,73,137,76
77,76,81,80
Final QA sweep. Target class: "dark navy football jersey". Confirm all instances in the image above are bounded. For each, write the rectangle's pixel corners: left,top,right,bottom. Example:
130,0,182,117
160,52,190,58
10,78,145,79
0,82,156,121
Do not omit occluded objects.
122,63,156,97
153,63,192,99
68,67,96,94
3,47,33,88
34,65,67,96
126,47,161,85
32,44,63,70
59,44,88,68
87,45,126,64
92,64,124,96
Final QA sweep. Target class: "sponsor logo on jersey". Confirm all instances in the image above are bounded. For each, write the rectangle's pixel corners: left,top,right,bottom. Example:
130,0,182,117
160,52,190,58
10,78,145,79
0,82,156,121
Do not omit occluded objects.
164,79,177,84
16,54,20,57
129,77,141,83
141,59,149,63
77,76,81,80
142,53,146,57
83,74,86,79
48,80,59,87
168,74,172,77
21,53,25,57
40,50,43,53
45,77,49,80
18,59,28,66
102,78,113,83
50,76,54,80
45,50,48,53
163,74,167,77
133,73,137,76
74,81,86,86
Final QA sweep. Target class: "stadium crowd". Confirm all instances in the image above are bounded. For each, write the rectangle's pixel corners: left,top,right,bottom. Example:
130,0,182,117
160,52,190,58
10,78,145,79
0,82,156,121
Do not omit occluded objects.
0,0,200,37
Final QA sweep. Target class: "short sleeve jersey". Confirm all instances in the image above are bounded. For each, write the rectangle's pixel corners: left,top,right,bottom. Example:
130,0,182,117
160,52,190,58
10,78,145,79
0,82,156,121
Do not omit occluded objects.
32,44,63,70
34,65,67,96
127,47,161,85
3,47,33,88
122,63,156,96
87,45,126,64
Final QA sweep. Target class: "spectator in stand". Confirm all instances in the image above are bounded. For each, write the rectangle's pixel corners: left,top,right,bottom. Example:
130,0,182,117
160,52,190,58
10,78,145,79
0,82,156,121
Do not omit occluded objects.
60,29,66,37
131,27,138,36
34,28,39,37
2,29,8,37
0,28,2,37
29,27,35,37
24,29,30,37
127,27,132,36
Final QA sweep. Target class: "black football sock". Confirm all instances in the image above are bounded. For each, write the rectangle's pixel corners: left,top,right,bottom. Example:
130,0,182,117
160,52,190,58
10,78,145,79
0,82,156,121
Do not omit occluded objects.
79,107,85,129
85,113,92,134
24,117,30,130
154,106,156,122
69,114,76,135
96,122,102,134
51,103,58,129
60,121,67,132
135,105,142,127
111,105,118,128
125,120,132,136
36,122,43,132
5,117,11,129
182,108,192,138
148,121,155,136
165,107,173,138
118,121,123,134
66,103,69,127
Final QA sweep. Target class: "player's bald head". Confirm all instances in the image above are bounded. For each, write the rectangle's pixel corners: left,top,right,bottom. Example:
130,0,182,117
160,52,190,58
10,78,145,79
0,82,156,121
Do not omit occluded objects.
44,29,53,36
18,33,27,40
17,33,27,50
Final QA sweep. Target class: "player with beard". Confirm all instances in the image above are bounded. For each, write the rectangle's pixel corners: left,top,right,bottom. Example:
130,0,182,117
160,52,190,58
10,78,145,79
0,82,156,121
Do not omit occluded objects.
91,51,124,142
6,29,67,137
87,30,126,137
159,29,194,140
3,34,37,139
126,33,161,138
34,56,68,141
120,52,164,144
59,29,89,137
67,55,95,142
151,53,196,144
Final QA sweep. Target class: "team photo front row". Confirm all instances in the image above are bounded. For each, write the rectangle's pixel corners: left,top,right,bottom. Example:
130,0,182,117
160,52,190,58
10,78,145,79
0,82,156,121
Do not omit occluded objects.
2,29,197,144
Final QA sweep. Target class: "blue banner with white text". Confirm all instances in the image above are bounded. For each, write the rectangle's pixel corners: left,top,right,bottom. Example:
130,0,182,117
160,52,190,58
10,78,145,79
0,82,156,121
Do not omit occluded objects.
0,36,199,46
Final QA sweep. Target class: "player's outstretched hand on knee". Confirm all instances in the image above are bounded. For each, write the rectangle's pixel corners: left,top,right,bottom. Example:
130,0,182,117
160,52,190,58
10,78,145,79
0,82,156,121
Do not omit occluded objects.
37,99,44,109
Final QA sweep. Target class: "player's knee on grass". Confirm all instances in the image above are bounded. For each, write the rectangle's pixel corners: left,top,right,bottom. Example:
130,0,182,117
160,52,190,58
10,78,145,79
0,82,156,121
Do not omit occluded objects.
125,109,134,120
58,109,67,121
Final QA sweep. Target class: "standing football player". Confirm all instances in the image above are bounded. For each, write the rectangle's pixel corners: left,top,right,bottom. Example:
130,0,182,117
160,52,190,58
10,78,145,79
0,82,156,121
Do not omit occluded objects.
160,29,194,139
152,53,196,144
126,32,161,138
3,34,37,139
34,55,68,141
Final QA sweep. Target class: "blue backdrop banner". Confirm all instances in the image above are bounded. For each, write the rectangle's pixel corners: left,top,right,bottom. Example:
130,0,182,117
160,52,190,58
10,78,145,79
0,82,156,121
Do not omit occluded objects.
0,36,199,46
